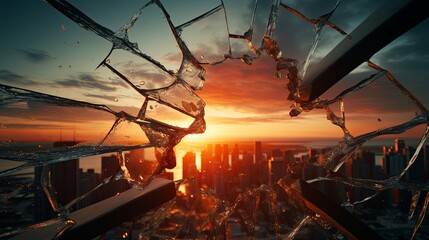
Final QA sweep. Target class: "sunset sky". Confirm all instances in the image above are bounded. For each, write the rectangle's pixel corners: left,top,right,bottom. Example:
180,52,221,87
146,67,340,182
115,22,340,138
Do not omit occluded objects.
0,0,428,144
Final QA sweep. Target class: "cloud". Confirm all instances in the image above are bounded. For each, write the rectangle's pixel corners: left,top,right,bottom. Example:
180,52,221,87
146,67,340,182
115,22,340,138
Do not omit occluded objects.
320,69,423,116
106,55,177,89
129,69,175,89
272,1,385,63
83,93,118,102
54,73,129,92
0,69,41,86
17,48,54,63
206,111,302,125
0,70,26,81
162,51,183,64
373,21,429,73
0,101,115,123
1,123,65,129
200,56,291,115
198,51,421,127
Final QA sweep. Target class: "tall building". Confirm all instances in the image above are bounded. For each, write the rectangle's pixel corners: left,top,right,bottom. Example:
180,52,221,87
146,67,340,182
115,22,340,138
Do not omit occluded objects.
284,150,301,179
255,141,262,164
183,151,197,179
77,168,100,209
303,148,325,191
260,159,269,185
207,144,213,160
352,150,375,179
241,152,254,188
201,146,214,188
102,154,120,179
308,148,317,158
51,141,79,207
231,144,240,176
344,149,375,204
269,157,286,185
384,149,406,177
101,155,129,199
383,139,408,207
200,149,210,187
254,141,263,184
214,144,222,164
34,166,54,221
34,141,79,221
395,139,406,155
222,144,229,172
408,145,427,180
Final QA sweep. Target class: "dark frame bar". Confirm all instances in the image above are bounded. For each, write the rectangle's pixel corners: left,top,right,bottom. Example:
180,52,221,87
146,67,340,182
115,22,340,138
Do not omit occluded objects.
10,178,175,240
298,180,381,240
299,0,429,102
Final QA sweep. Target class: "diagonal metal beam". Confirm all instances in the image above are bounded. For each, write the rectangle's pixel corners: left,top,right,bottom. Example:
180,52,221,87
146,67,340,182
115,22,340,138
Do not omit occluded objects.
292,180,382,240
299,0,429,102
9,178,175,240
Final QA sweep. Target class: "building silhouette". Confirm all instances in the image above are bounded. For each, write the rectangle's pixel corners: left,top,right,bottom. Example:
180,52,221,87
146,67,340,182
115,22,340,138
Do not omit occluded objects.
269,157,285,185
408,145,428,180
100,154,129,200
77,168,101,209
382,139,414,208
231,144,240,176
344,149,375,204
182,151,197,180
34,141,79,221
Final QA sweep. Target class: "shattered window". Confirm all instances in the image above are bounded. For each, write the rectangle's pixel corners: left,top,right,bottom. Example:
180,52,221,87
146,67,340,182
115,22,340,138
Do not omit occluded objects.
1,0,428,239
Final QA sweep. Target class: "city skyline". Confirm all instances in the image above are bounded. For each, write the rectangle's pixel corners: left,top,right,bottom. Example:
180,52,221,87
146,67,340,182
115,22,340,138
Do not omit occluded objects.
1,137,429,238
80,137,429,181
1,1,428,142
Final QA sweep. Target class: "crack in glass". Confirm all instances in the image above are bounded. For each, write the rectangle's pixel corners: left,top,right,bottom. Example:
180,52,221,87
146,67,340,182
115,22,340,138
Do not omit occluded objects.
0,0,428,239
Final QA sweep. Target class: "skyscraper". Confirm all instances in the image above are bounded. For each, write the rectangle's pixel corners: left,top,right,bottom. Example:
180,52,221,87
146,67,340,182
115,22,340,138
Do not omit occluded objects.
395,139,406,155
34,166,53,221
102,154,120,179
183,151,197,179
269,157,286,185
34,141,79,221
222,144,229,172
255,141,263,184
346,149,375,203
408,146,427,180
231,144,240,175
77,168,100,209
52,141,79,207
242,152,254,187
101,154,129,199
214,144,222,164
207,144,213,160
383,140,408,207
201,145,214,188
255,141,262,164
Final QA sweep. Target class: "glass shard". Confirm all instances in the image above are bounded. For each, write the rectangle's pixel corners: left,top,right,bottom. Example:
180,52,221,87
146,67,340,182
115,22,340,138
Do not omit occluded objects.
177,3,230,64
103,49,176,91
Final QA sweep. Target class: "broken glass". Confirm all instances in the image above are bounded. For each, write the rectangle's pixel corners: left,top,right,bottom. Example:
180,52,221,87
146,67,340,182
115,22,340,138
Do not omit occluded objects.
0,0,428,239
